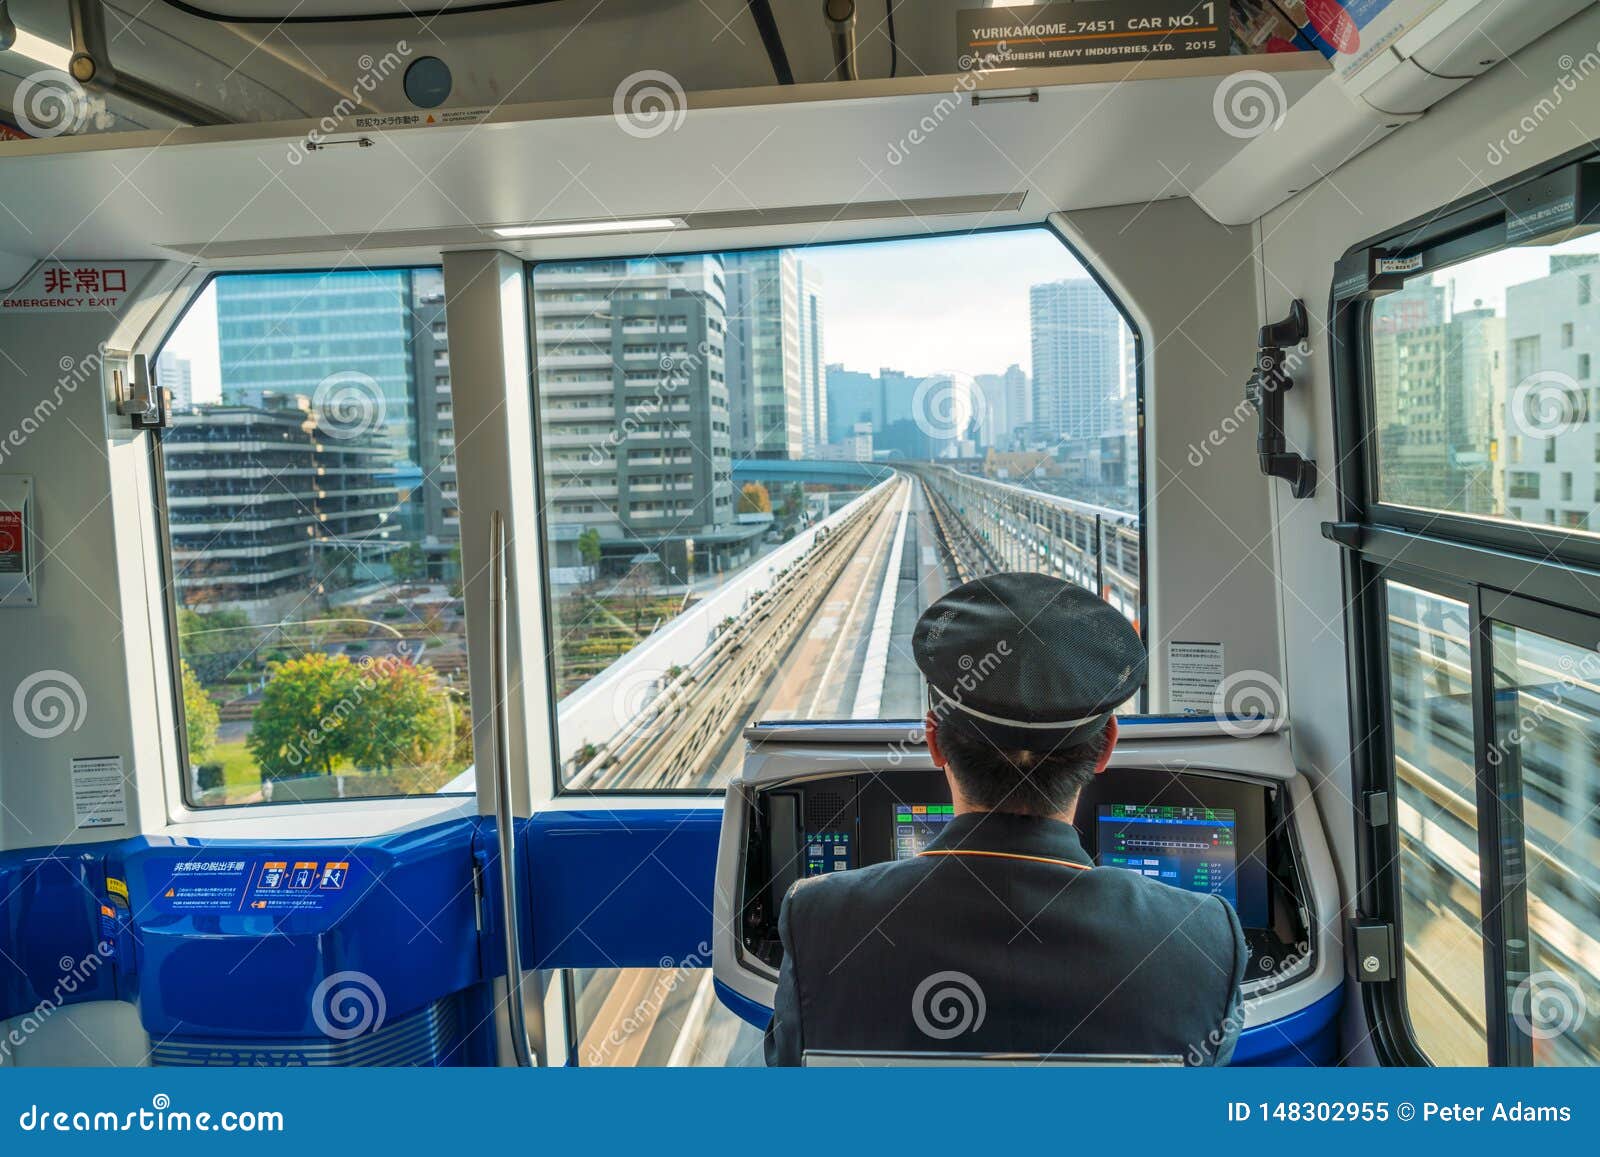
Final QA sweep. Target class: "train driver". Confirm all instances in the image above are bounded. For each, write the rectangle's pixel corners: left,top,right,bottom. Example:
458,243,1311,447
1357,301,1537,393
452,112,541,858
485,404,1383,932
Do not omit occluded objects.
765,573,1248,1065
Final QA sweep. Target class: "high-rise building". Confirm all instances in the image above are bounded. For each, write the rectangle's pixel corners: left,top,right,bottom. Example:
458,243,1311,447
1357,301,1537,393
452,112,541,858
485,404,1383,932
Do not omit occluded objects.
1371,279,1458,510
532,256,757,576
215,271,419,461
1503,254,1599,530
214,269,463,570
156,351,194,412
406,269,459,569
1446,305,1505,512
723,250,820,460
974,364,1030,450
1030,279,1128,444
796,262,826,454
826,364,877,444
823,364,957,460
162,396,396,619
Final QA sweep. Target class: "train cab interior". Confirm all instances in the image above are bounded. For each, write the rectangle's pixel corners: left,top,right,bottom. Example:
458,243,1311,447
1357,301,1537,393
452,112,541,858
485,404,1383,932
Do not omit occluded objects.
1,0,1599,1070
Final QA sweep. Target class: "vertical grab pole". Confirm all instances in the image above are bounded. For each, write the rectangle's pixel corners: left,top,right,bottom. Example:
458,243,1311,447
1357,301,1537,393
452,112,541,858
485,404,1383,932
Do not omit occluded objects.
491,509,536,1067
1094,515,1105,602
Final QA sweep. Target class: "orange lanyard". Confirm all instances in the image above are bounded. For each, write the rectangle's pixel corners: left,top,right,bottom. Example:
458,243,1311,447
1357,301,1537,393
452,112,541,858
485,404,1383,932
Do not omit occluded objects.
917,848,1091,871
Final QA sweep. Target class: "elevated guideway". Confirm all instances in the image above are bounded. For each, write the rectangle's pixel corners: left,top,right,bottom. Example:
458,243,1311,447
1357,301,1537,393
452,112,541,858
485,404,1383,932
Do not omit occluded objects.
910,464,1141,622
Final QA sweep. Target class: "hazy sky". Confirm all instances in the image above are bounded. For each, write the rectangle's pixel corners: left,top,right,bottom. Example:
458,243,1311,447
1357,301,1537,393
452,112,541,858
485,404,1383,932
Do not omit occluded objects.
1433,234,1600,316
160,229,1096,399
797,230,1089,378
164,282,221,403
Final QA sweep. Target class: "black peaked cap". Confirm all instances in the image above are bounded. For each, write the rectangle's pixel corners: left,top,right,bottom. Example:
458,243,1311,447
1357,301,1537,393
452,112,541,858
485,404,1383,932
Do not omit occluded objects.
912,572,1146,749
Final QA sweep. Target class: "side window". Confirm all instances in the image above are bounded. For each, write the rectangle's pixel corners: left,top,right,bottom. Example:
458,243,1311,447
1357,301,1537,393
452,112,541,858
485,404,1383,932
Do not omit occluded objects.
1490,620,1600,1066
1340,177,1600,1065
157,270,475,807
530,231,1143,793
1367,235,1600,535
1384,582,1486,1065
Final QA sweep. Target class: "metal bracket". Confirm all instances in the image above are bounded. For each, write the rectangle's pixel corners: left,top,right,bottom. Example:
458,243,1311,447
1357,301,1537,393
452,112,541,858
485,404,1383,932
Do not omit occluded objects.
111,352,169,430
1352,921,1396,983
1245,299,1316,499
68,0,229,127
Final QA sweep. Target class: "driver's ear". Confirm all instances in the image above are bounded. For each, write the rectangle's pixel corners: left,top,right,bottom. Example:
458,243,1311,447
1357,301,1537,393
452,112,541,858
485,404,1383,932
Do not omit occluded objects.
1092,716,1119,776
924,711,947,769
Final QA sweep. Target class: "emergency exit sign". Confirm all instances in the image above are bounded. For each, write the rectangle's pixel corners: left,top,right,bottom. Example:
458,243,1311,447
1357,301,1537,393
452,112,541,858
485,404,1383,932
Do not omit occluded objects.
1,263,130,312
956,1,1230,69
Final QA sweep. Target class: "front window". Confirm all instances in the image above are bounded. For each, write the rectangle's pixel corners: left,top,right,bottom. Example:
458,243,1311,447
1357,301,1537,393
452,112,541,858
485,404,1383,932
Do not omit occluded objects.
157,269,475,807
531,230,1143,792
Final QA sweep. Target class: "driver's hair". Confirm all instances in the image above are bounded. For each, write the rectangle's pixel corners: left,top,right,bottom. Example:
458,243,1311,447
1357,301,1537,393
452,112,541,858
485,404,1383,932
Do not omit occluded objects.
935,710,1110,816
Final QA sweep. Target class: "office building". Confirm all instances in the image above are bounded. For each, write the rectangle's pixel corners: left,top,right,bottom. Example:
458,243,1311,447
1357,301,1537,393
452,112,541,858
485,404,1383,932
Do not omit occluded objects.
532,255,758,576
1503,255,1599,529
1030,279,1128,443
162,396,398,620
156,351,194,412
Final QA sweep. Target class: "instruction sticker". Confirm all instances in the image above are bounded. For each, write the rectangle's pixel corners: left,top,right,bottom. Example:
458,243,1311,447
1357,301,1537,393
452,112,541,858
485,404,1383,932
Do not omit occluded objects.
1374,254,1424,275
1168,641,1224,712
150,854,364,915
71,755,128,828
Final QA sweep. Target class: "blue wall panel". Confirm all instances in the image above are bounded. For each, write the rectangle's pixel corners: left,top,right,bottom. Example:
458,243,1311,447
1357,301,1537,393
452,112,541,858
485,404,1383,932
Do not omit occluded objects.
522,809,722,969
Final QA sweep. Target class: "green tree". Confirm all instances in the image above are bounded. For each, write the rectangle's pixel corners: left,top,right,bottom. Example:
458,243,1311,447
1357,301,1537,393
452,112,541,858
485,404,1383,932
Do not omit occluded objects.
390,543,426,583
178,607,256,684
181,659,220,761
577,527,603,570
247,653,368,779
738,482,771,514
447,544,464,597
618,563,656,633
343,658,455,792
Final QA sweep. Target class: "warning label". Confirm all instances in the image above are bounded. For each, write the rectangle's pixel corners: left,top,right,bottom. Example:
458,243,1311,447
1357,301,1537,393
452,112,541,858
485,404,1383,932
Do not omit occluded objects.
1168,641,1225,712
0,510,22,574
71,755,128,828
350,105,493,131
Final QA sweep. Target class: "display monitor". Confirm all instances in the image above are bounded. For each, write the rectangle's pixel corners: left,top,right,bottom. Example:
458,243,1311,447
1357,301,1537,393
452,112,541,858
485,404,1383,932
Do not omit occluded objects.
892,803,955,860
1096,803,1239,911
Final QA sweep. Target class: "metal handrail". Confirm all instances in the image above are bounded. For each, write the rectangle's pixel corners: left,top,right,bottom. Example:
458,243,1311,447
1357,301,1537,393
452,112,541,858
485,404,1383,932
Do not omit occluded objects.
490,509,536,1067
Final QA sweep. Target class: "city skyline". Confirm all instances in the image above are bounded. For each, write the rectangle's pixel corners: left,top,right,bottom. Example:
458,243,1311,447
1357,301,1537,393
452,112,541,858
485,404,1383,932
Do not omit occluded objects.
164,231,1098,405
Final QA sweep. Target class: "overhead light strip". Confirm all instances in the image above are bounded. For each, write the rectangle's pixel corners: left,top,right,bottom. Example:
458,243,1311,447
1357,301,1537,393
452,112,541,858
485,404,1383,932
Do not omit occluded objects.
491,217,685,239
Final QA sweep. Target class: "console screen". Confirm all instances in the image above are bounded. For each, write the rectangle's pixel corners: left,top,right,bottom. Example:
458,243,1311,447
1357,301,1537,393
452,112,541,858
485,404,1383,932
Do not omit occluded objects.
892,803,956,860
1096,804,1238,910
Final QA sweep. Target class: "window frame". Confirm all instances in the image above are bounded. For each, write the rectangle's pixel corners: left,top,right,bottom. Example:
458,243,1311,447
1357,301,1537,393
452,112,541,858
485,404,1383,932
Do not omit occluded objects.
1330,142,1600,1066
527,223,1151,800
149,265,477,815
